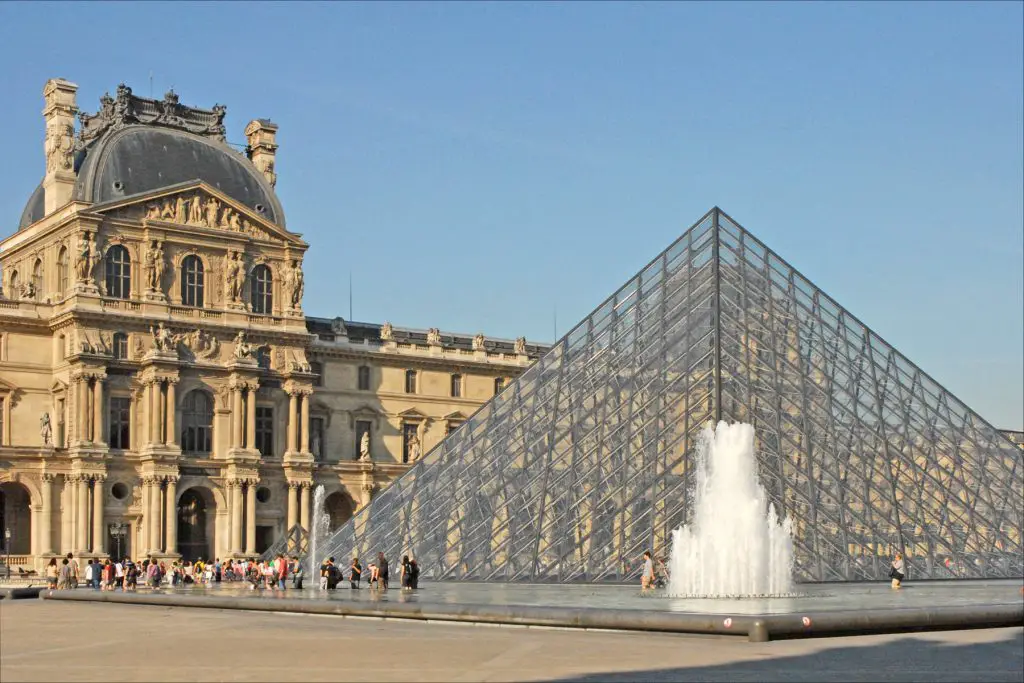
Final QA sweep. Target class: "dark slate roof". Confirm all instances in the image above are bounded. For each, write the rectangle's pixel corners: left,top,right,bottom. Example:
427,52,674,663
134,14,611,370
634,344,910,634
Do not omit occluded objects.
73,126,284,225
305,316,550,359
18,182,45,230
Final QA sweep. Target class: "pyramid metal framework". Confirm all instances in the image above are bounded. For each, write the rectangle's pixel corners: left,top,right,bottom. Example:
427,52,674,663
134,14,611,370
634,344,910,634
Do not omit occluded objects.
319,208,1023,583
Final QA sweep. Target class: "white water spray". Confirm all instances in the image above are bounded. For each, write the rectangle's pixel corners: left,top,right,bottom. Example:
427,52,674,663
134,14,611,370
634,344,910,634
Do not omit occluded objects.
668,422,794,598
307,485,329,587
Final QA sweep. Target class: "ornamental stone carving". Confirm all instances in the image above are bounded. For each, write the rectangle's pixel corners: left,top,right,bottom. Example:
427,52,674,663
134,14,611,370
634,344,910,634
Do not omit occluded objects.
427,328,442,346
514,336,527,355
472,333,486,351
380,322,393,341
44,120,75,173
40,412,52,446
225,250,244,304
175,328,220,361
233,331,255,360
144,239,166,292
285,259,304,310
150,323,175,354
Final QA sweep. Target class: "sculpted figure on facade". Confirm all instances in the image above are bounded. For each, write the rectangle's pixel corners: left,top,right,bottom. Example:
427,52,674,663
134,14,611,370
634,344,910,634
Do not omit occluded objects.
233,330,255,360
145,203,161,220
219,206,234,230
19,280,36,300
74,233,92,282
44,121,75,173
225,251,244,303
150,322,175,353
228,210,242,232
285,259,304,310
176,328,220,361
204,196,220,228
145,239,166,291
472,333,486,351
380,321,393,341
427,328,442,346
174,195,186,223
359,431,372,462
514,336,527,355
160,198,175,220
40,412,52,446
409,436,421,462
188,193,204,225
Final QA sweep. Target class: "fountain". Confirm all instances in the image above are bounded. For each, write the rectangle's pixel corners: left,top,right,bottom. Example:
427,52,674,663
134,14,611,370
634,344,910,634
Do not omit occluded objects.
307,485,329,586
668,421,794,598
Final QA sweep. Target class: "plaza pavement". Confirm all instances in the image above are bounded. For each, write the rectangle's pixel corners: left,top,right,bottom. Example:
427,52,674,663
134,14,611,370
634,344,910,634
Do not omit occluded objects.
1,599,1021,682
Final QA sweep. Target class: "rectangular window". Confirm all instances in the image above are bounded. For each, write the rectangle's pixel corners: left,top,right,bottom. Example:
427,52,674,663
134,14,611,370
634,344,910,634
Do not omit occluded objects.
494,377,506,395
402,422,419,464
108,397,131,450
113,333,128,360
255,406,274,457
404,370,417,394
355,420,372,460
310,361,323,387
446,420,464,436
357,365,370,391
450,374,462,398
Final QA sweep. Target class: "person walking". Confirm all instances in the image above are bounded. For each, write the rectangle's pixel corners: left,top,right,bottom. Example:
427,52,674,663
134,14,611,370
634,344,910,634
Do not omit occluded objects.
66,553,80,589
349,558,362,589
377,552,389,591
890,553,905,589
640,550,656,593
400,555,413,591
57,558,72,590
45,558,58,593
408,559,420,589
276,554,288,590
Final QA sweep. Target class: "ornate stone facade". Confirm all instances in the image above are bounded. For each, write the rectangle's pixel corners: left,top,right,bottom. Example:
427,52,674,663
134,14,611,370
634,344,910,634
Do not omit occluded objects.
0,79,546,570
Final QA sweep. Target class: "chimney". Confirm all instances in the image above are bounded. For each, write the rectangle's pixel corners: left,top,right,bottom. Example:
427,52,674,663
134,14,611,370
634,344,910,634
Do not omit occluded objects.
42,78,79,215
245,119,278,188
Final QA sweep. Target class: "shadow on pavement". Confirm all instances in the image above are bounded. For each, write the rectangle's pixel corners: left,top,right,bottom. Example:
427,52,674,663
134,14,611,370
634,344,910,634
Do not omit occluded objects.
548,629,1024,682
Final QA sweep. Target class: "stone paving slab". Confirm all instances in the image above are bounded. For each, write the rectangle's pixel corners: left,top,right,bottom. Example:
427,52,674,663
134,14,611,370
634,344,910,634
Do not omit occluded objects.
1,600,1022,682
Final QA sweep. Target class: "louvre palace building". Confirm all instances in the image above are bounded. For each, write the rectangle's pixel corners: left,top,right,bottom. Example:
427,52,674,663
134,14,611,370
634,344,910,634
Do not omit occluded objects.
0,79,546,569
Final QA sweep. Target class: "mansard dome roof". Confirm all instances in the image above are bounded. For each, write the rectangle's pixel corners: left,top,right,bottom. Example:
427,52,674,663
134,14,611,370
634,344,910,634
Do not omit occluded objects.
18,85,284,230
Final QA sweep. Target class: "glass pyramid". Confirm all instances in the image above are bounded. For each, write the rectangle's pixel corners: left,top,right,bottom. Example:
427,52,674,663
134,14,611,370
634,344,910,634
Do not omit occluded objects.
318,208,1023,583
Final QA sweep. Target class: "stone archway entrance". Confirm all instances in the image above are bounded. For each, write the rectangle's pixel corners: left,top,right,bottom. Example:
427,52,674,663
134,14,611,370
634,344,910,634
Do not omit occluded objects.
177,487,215,562
324,491,355,533
0,482,32,555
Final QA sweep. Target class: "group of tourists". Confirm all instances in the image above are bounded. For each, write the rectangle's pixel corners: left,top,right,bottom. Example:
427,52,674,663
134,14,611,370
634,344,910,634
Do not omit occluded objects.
317,552,420,591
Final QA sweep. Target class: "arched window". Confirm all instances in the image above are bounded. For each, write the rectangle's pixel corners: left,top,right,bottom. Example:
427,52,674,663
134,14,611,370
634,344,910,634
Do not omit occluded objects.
9,270,19,296
57,246,69,295
32,259,43,298
250,264,273,314
181,255,204,307
181,390,213,454
104,245,131,299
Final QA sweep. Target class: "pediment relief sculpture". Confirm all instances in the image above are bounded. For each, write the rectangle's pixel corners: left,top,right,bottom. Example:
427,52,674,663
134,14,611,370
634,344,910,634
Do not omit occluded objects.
174,328,220,362
103,188,287,245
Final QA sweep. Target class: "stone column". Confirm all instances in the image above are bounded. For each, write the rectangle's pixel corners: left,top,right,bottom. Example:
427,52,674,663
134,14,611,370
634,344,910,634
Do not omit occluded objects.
299,393,310,453
91,476,106,555
76,475,89,553
148,477,162,554
92,377,105,444
244,482,257,555
286,482,298,533
230,481,243,553
287,392,298,453
232,387,243,448
40,474,54,555
157,380,166,445
150,381,160,444
77,377,89,443
139,480,149,553
165,380,177,448
299,483,310,532
245,387,257,451
165,477,178,556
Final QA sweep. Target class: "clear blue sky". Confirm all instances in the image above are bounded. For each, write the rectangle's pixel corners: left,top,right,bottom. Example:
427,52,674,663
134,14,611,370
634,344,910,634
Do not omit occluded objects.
1,2,1021,428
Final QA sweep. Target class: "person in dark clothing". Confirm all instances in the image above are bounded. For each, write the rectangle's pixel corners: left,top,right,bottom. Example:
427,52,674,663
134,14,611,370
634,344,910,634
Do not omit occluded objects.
400,555,413,591
325,557,340,590
377,552,389,590
409,559,420,589
349,558,362,589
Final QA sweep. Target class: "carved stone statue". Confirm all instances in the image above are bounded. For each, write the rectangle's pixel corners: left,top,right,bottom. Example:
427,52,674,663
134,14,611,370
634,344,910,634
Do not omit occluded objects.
427,328,442,346
74,233,92,282
174,195,186,223
219,206,233,230
472,333,486,351
175,328,220,361
380,321,393,341
40,412,52,446
233,330,254,360
311,426,322,459
514,336,527,355
225,251,243,303
160,199,175,220
409,437,421,462
416,420,426,447
229,211,242,232
19,280,36,300
145,240,165,291
359,431,371,462
150,322,175,353
203,196,220,228
285,259,304,309
44,121,74,173
145,203,161,220
188,193,204,225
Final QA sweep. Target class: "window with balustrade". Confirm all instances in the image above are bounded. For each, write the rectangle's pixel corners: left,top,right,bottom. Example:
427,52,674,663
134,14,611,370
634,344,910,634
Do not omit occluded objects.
181,255,204,307
105,245,131,299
